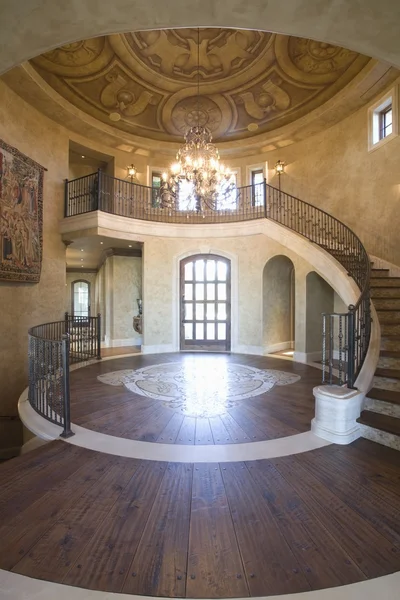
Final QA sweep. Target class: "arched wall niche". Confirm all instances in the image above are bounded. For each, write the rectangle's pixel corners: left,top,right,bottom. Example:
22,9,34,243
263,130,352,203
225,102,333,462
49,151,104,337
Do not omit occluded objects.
305,271,335,362
262,255,295,354
1,0,400,77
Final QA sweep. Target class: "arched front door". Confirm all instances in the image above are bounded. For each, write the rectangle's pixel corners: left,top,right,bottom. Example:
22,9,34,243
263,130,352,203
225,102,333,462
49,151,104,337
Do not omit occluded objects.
180,254,231,351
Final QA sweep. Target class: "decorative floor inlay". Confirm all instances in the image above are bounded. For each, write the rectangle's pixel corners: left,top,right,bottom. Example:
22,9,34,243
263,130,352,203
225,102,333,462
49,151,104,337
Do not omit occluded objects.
97,363,301,417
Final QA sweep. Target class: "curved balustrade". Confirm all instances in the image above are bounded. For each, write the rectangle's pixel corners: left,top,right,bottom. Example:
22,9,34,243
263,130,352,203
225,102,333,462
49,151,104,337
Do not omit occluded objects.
28,315,101,435
65,172,371,387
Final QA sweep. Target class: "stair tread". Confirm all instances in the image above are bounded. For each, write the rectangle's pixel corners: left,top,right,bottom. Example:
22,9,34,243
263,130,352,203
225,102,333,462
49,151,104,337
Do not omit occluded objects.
357,410,400,436
381,334,400,339
367,387,400,405
375,367,400,379
376,308,400,312
371,269,390,272
371,276,400,280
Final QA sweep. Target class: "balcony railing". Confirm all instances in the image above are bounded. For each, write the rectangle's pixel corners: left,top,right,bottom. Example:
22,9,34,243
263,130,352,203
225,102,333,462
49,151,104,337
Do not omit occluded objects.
28,314,101,436
65,171,371,388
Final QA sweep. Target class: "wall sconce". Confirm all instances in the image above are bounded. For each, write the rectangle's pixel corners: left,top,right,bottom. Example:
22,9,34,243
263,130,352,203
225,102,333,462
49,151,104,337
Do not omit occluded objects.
127,164,137,182
275,160,285,176
275,160,285,191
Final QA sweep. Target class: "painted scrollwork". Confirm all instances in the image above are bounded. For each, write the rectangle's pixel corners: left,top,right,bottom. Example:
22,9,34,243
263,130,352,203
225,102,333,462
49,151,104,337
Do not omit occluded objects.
29,28,371,142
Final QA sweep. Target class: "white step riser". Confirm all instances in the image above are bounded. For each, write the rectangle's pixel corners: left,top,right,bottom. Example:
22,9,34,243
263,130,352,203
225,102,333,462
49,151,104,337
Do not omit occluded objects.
359,424,400,450
373,375,400,392
377,356,400,369
364,397,400,418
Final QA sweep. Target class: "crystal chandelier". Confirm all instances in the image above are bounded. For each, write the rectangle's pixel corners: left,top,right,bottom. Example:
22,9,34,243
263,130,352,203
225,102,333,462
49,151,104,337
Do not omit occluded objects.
161,30,234,212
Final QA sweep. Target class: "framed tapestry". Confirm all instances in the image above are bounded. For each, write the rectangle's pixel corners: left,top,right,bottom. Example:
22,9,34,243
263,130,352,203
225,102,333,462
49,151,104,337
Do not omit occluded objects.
0,138,45,283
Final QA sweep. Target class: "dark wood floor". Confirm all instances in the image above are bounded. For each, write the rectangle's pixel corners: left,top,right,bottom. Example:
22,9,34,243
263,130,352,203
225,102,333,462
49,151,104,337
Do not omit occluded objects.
70,353,322,443
0,439,399,596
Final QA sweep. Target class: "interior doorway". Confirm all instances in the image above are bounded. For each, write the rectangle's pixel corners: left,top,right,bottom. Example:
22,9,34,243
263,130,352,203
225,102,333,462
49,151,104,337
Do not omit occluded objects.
180,254,231,351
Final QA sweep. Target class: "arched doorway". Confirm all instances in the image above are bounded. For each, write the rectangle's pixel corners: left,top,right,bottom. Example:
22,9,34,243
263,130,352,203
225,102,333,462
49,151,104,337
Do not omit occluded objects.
180,254,231,351
263,255,295,354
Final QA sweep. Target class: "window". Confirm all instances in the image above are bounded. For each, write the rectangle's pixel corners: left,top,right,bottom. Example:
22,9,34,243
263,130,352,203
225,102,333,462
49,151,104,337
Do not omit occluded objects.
379,105,392,140
251,169,264,206
368,87,397,151
72,280,90,318
151,171,162,207
177,173,238,211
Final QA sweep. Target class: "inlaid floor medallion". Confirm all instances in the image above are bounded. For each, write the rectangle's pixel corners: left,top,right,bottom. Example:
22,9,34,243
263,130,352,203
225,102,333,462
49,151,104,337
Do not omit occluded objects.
97,363,301,417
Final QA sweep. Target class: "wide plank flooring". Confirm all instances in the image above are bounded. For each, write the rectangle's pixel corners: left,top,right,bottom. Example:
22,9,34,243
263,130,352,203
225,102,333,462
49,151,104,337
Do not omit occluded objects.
70,353,321,442
0,438,399,597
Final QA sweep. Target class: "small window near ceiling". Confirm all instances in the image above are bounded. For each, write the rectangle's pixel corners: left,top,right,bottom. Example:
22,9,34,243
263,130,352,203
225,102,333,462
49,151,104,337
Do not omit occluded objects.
379,105,392,140
368,87,397,151
151,171,162,207
251,169,264,206
72,280,90,318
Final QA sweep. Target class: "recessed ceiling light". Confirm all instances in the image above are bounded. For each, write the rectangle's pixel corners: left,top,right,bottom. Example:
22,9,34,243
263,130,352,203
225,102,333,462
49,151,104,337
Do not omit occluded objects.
128,245,132,248
80,248,84,252
81,265,83,267
100,241,103,245
81,155,85,158
81,258,84,261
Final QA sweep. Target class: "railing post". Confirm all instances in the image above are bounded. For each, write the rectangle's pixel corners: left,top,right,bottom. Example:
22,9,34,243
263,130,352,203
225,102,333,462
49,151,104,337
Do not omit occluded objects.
263,179,268,218
97,169,102,210
64,311,69,335
347,305,356,388
96,313,102,360
60,334,74,438
64,179,69,217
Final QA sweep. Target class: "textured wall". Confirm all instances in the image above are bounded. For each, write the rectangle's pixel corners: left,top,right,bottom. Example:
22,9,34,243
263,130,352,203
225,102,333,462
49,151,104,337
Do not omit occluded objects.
305,272,334,353
262,80,400,266
102,255,142,345
142,234,316,353
0,80,67,448
263,256,294,349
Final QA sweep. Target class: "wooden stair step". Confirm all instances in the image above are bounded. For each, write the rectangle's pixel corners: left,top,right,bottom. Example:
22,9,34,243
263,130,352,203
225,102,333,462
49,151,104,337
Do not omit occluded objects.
375,367,400,380
367,387,400,406
371,269,390,277
357,410,400,436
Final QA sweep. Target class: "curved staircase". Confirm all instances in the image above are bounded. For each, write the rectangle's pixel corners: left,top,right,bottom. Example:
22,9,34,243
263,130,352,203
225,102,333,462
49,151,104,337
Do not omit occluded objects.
358,267,400,450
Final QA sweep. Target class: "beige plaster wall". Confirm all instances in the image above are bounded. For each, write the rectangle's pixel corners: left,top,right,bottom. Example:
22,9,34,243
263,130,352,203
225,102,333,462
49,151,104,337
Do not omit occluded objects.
305,272,334,353
0,80,67,448
228,81,400,266
142,234,314,353
263,256,294,350
65,271,97,315
103,255,142,345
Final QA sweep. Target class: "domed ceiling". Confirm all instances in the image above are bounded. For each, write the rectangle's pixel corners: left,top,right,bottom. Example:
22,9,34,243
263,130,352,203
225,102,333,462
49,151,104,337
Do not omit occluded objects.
30,29,371,143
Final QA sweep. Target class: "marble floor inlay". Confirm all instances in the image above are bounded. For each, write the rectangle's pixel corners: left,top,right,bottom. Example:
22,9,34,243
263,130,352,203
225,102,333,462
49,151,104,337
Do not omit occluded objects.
97,362,301,417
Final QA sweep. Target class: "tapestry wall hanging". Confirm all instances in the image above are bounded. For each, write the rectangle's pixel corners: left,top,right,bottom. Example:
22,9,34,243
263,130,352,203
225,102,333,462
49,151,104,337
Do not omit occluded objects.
0,138,45,283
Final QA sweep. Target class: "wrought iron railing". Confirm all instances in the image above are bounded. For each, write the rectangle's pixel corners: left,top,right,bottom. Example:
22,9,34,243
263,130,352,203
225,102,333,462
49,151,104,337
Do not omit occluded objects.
64,172,371,388
28,315,101,436
65,170,266,223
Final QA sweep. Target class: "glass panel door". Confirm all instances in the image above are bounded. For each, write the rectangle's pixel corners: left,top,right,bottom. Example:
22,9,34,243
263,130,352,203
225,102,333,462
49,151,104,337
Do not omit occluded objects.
180,254,231,351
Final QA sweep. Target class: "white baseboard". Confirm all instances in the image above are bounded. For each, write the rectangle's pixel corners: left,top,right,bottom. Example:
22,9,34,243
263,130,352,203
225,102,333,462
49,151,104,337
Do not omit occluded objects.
103,337,142,348
264,341,294,354
141,343,176,354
